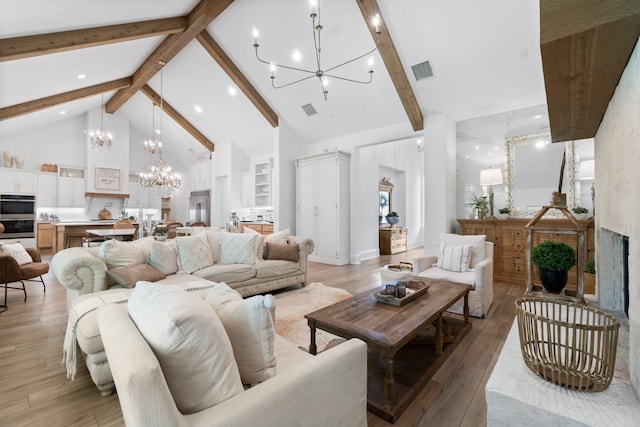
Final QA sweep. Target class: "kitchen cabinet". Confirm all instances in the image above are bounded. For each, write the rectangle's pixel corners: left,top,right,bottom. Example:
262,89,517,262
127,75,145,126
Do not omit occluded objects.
57,166,86,207
191,161,211,191
0,169,37,194
37,173,58,206
295,151,350,265
458,218,595,294
37,222,55,253
241,222,273,235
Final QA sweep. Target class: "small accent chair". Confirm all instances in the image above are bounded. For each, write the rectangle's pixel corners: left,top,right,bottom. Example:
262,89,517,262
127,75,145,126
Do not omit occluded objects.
413,233,494,318
0,247,49,302
190,221,207,227
113,219,134,241
165,221,184,239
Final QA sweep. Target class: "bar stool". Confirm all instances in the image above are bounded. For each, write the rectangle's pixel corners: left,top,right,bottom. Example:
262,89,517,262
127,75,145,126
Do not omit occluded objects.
63,231,89,248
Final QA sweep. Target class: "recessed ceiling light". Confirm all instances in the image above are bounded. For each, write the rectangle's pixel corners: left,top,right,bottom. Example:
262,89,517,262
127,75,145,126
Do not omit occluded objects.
228,86,237,96
465,155,469,159
292,50,302,62
534,114,542,119
494,146,499,150
488,152,493,156
535,140,546,148
60,110,66,115
475,145,479,150
77,73,86,79
194,105,203,113
156,129,161,135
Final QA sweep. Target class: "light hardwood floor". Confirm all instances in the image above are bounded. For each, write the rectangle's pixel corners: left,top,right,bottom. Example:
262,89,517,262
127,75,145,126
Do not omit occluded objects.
0,248,523,427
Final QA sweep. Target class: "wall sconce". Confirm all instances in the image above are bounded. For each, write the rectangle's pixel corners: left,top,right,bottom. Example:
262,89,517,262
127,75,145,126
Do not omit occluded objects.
416,139,423,152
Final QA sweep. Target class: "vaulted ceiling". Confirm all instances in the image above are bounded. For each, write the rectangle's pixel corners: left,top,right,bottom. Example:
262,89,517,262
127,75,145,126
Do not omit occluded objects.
0,0,548,166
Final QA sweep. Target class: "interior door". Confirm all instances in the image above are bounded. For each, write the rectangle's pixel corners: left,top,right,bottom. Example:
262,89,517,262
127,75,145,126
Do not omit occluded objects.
314,156,337,259
296,161,316,250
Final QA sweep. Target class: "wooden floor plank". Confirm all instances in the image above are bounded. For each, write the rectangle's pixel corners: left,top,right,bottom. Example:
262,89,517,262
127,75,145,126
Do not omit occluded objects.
0,247,521,426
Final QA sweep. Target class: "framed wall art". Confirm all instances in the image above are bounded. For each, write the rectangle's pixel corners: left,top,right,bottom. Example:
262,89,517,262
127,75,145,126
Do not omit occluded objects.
95,167,121,190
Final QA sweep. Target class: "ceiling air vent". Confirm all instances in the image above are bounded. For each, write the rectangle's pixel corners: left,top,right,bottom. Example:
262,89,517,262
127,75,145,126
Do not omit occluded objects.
301,103,317,116
411,60,434,81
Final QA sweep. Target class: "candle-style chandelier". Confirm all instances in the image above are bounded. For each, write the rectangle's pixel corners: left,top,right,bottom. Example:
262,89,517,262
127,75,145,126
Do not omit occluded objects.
89,93,113,150
252,0,381,101
139,61,181,198
142,104,162,155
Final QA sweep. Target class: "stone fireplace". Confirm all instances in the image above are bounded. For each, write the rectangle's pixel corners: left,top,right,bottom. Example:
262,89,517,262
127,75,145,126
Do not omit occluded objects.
597,228,630,317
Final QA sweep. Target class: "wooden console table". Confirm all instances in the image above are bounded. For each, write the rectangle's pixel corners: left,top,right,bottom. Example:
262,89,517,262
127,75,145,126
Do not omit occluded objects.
379,227,407,255
458,218,594,293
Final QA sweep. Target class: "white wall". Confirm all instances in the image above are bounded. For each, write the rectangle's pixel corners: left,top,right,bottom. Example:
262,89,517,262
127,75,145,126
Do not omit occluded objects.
595,38,639,394
274,120,307,233
0,114,87,172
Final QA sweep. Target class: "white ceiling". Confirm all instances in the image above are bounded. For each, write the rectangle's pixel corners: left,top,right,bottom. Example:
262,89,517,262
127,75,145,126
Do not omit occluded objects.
0,0,548,166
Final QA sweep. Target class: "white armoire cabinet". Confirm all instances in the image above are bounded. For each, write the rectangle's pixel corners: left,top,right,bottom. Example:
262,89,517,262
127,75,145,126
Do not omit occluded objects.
295,151,350,265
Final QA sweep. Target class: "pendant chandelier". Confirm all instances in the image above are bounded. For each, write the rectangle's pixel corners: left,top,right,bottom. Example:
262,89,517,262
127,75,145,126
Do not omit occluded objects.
89,94,113,150
143,104,162,154
252,0,381,101
139,61,181,198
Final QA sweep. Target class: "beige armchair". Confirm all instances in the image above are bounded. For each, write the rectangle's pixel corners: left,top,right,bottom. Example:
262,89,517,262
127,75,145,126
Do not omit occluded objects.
413,233,493,318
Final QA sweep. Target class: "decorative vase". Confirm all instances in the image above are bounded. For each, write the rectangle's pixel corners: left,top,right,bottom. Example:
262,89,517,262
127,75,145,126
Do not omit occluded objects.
3,151,13,167
386,216,400,226
538,268,568,293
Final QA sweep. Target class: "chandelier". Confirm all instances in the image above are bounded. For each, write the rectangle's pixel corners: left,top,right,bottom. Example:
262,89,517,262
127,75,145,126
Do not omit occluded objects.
252,0,381,101
89,94,113,150
138,61,181,198
143,105,162,154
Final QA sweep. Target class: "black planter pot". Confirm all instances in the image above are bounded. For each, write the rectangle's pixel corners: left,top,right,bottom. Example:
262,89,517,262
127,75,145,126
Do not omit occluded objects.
538,268,569,293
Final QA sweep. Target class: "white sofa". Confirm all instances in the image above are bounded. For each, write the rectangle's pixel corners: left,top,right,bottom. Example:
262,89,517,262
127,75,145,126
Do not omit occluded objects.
97,288,368,427
52,229,314,309
413,233,494,318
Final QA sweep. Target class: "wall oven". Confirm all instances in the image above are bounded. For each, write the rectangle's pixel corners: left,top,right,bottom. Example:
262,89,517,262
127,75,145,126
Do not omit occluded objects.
0,194,36,239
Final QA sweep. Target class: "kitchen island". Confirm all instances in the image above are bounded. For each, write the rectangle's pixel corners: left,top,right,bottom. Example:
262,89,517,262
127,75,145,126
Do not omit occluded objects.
240,221,273,235
53,221,140,253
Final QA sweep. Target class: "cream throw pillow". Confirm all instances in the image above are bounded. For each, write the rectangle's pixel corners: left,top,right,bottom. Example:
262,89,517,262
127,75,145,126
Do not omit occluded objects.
436,243,473,272
99,239,145,269
439,233,486,267
128,282,243,414
149,241,178,275
206,283,276,385
0,242,32,265
220,233,258,265
265,228,290,245
175,234,213,273
243,226,265,259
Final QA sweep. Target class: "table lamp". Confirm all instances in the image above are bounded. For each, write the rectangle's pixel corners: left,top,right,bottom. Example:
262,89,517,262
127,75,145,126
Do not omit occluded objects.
480,167,503,218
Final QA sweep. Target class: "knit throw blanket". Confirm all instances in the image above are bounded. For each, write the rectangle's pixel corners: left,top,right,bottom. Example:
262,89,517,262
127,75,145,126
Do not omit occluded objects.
62,281,218,380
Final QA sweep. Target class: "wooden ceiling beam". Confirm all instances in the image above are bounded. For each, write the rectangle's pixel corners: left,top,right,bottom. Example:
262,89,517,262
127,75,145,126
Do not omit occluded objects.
540,0,640,142
0,17,188,62
0,77,131,121
196,30,278,128
106,0,234,114
356,0,423,131
140,84,215,152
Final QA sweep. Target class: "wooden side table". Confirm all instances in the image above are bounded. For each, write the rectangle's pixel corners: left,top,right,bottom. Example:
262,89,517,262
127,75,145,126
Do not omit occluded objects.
379,227,407,255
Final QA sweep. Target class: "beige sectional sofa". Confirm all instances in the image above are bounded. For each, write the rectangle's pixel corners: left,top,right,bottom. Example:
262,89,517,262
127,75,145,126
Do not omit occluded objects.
97,282,368,427
51,229,315,393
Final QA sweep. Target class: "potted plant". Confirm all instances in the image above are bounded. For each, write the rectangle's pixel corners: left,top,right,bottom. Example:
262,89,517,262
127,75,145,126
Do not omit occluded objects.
155,226,168,241
572,206,589,220
466,193,488,219
497,207,511,219
385,211,400,226
531,240,576,293
584,259,596,294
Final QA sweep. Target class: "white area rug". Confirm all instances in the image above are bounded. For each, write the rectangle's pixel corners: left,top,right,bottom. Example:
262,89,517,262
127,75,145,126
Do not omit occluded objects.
274,282,351,352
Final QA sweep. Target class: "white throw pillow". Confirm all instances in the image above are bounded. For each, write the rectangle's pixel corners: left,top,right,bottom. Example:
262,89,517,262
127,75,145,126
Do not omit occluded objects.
243,227,265,259
128,282,243,414
206,283,276,385
436,243,473,272
203,230,224,263
439,233,486,267
99,239,145,269
0,243,32,265
175,234,213,273
149,241,178,275
220,233,258,265
265,228,290,245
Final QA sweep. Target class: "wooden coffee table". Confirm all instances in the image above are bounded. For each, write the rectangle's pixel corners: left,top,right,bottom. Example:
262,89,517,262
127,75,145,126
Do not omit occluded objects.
305,277,472,423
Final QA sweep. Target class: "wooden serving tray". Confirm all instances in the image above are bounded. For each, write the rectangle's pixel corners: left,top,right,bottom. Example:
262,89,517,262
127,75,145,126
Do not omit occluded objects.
374,279,431,306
